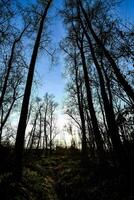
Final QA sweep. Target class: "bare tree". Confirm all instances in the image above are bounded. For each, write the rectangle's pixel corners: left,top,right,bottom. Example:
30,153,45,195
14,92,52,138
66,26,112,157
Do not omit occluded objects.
14,0,52,181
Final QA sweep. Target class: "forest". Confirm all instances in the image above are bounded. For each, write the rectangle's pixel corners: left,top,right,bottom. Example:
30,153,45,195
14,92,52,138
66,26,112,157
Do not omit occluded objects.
0,0,134,199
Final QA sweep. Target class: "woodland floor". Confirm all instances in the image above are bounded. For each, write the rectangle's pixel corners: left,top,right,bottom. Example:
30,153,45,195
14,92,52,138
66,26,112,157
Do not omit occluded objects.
0,147,134,200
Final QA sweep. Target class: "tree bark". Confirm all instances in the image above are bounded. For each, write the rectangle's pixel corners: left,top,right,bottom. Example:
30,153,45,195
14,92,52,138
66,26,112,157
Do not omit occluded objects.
74,58,87,161
85,31,123,160
77,38,104,158
0,25,28,109
78,0,134,103
14,0,52,181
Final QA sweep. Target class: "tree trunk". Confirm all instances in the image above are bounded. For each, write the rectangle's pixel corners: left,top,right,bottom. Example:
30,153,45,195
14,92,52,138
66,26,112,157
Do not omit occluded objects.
85,32,123,161
78,39,104,158
36,108,42,149
14,0,52,181
28,111,39,149
78,0,134,103
49,112,53,155
43,103,48,153
0,25,28,109
74,59,87,162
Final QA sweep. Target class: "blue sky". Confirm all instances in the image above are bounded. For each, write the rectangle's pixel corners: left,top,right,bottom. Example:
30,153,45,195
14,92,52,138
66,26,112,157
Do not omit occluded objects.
19,0,66,106
11,0,134,138
117,0,134,22
19,0,134,107
35,0,66,109
36,0,134,107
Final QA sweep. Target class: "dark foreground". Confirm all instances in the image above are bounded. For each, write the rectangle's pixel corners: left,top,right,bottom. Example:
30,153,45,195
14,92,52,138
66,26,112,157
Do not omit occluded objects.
0,146,134,200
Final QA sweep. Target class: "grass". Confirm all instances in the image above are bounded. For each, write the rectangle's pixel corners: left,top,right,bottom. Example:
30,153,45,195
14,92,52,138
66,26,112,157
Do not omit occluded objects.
0,147,134,200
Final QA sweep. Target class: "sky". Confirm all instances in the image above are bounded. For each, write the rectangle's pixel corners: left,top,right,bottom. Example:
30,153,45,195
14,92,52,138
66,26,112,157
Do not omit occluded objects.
30,0,66,107
16,0,134,141
118,0,134,22
33,0,134,135
35,0,134,104
19,0,134,105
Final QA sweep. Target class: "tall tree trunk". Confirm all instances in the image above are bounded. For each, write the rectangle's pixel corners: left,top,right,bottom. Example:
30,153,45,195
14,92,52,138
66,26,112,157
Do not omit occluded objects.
78,0,134,103
85,32,124,161
0,97,15,142
36,108,42,149
77,39,104,158
0,41,16,109
49,112,53,155
0,25,28,109
14,0,52,181
74,59,87,162
0,84,19,143
43,103,48,154
28,111,39,149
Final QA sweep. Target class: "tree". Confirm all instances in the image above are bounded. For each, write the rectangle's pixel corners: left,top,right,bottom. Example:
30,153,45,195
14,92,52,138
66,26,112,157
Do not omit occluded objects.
47,95,58,154
78,0,134,103
14,0,52,181
0,0,15,46
61,0,134,166
61,1,105,160
61,41,88,161
26,94,58,154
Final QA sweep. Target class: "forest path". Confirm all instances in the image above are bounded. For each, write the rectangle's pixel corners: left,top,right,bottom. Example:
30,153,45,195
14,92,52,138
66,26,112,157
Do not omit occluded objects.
0,150,81,200
24,155,61,200
24,152,81,200
1,150,133,200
